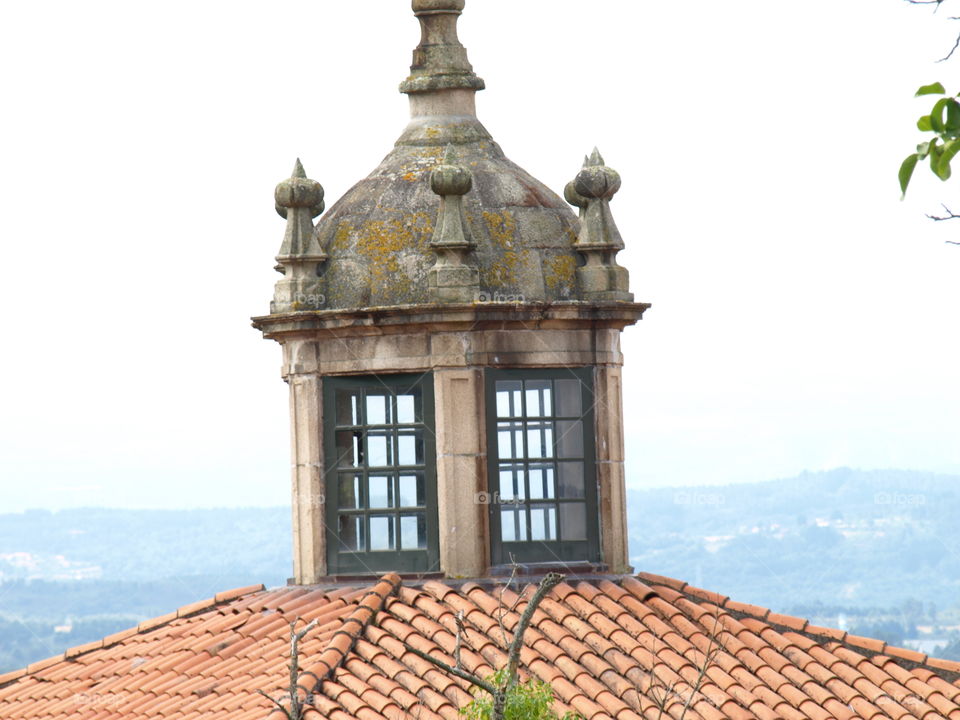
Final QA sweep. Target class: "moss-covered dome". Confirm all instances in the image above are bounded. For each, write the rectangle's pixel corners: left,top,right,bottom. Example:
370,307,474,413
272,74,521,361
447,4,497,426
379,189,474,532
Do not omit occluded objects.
316,124,580,309
311,0,581,310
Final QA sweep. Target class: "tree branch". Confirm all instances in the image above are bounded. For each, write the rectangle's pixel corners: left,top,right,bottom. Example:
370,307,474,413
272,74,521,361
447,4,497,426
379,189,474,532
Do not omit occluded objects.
504,573,563,692
401,640,498,696
925,205,960,241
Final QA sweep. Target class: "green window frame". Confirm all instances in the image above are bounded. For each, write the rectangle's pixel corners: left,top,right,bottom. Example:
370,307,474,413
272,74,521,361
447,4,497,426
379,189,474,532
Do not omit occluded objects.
323,373,438,575
485,367,599,567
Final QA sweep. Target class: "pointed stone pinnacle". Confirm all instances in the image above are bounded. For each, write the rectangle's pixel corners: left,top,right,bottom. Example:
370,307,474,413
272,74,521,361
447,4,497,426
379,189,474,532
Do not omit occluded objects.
587,148,605,167
292,158,306,179
443,144,458,165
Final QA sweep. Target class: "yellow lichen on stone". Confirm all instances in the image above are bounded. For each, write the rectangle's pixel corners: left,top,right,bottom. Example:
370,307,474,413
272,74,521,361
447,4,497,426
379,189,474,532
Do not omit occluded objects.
353,212,434,300
402,172,417,182
331,222,354,252
481,210,526,287
545,253,577,290
483,210,517,248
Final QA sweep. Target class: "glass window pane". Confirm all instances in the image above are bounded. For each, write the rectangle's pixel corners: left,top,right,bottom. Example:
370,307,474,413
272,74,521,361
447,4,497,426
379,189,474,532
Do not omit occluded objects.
530,504,557,541
528,465,555,500
337,515,364,551
335,431,362,467
366,394,390,425
398,474,424,507
525,380,551,417
526,422,553,459
501,509,516,542
367,432,391,467
501,508,527,542
400,513,427,549
498,465,525,501
339,475,362,509
556,420,583,458
369,515,395,550
558,462,585,499
555,379,582,417
336,390,362,426
396,394,417,424
497,422,523,460
495,381,522,418
560,503,587,541
397,432,422,466
368,475,393,508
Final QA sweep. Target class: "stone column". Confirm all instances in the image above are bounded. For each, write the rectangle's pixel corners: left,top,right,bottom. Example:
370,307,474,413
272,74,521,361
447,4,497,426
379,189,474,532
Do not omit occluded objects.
594,363,631,574
284,340,326,584
433,367,488,577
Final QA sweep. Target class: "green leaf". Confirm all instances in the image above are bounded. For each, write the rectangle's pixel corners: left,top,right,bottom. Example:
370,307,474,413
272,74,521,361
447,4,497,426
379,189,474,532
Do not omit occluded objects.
937,139,960,180
930,140,944,177
930,98,950,133
946,100,960,132
916,82,946,97
918,115,933,131
917,141,931,159
899,153,919,198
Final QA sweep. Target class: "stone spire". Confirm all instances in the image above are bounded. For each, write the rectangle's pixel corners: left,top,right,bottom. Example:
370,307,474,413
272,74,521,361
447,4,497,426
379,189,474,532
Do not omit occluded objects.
427,145,479,302
569,149,633,302
271,159,327,313
400,0,484,96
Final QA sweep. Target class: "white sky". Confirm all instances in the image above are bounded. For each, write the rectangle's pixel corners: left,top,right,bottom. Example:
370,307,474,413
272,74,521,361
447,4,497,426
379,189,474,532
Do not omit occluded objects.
0,0,957,511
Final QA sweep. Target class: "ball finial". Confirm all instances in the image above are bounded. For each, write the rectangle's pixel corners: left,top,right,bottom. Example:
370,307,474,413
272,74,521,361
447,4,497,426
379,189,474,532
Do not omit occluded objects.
574,148,621,201
430,145,473,196
275,158,325,219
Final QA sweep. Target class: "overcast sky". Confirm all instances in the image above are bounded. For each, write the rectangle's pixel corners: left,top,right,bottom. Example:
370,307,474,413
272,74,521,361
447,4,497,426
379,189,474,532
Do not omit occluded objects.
1,0,957,512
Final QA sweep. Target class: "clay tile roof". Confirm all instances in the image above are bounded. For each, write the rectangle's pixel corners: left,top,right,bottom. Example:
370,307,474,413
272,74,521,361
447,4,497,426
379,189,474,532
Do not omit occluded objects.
2,572,960,720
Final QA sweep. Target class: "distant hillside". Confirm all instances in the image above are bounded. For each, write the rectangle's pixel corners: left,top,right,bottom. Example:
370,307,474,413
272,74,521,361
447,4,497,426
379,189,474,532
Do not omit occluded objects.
0,507,291,586
1,468,957,615
627,468,960,611
2,468,960,672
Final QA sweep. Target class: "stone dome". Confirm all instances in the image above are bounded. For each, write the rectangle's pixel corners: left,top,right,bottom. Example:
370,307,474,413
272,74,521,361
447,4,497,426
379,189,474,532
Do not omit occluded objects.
313,1,582,310
316,124,580,309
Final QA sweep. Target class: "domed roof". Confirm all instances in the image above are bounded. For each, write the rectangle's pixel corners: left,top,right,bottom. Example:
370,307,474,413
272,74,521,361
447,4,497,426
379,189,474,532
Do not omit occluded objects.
314,1,581,310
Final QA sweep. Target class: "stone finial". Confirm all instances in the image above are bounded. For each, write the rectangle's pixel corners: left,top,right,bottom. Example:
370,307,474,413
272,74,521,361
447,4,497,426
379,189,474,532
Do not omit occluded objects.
400,0,485,95
569,149,633,302
427,145,479,302
271,159,328,314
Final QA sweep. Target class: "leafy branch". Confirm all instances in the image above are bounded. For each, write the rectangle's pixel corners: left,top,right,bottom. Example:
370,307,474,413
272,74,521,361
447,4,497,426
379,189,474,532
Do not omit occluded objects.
899,82,960,197
403,573,565,720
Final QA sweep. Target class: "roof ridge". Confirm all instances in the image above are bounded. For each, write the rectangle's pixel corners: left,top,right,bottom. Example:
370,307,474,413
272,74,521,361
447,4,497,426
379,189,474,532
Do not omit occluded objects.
302,572,402,691
0,582,266,690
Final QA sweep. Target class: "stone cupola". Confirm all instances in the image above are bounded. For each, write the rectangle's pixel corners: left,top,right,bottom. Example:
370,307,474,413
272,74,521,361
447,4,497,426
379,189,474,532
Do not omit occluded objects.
253,0,649,584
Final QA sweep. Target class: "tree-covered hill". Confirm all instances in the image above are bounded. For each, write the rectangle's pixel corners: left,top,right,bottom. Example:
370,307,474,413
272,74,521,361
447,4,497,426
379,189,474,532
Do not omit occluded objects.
627,468,960,611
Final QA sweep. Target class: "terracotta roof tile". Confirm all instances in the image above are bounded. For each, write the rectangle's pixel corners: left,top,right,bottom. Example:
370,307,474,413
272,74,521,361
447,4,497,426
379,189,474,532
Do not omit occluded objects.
3,572,960,720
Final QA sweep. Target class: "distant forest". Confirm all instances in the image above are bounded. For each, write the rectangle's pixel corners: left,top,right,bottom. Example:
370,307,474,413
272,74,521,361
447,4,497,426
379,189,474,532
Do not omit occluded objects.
1,468,959,672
